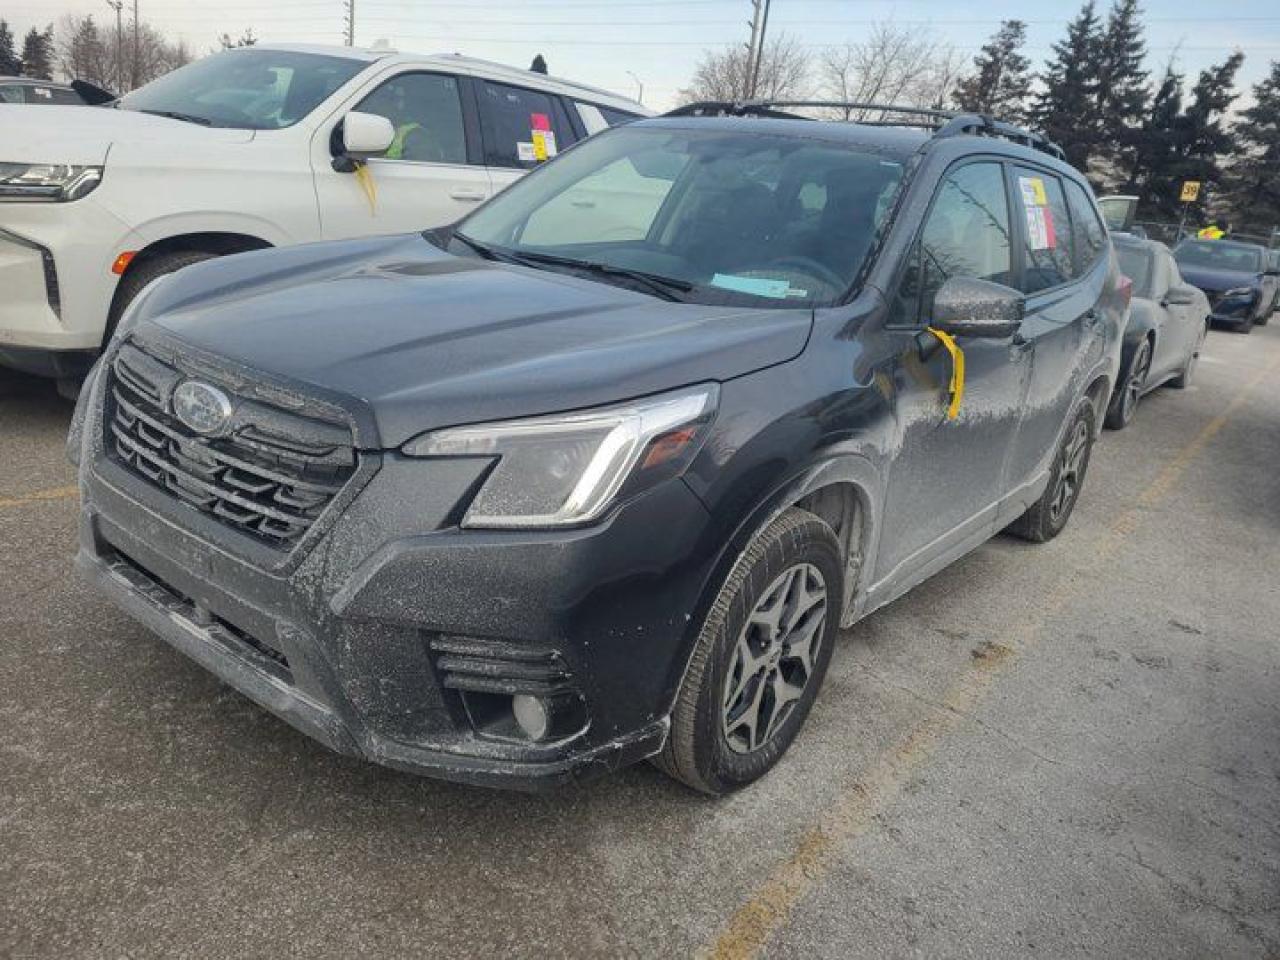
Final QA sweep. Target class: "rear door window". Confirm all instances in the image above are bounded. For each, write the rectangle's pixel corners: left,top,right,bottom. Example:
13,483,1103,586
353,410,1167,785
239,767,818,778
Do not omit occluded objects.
1011,167,1076,293
477,81,577,170
0,85,26,103
1064,180,1107,272
354,72,467,165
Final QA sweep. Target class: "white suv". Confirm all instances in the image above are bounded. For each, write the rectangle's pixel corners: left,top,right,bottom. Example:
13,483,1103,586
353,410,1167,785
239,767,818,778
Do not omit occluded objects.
0,44,646,381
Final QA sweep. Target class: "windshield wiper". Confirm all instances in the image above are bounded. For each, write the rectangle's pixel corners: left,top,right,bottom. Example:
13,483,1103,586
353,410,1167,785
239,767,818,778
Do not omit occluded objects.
452,234,692,301
138,108,214,127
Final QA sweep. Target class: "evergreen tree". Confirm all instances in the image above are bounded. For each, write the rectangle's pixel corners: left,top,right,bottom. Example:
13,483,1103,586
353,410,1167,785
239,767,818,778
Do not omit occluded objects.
952,20,1032,122
0,20,21,76
1094,0,1149,185
1130,53,1243,223
1030,1,1104,172
20,26,54,81
1226,59,1280,235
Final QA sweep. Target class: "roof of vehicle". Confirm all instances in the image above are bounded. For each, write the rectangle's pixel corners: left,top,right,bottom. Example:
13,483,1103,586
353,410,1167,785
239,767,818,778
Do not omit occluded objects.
1112,232,1169,251
249,43,648,112
1176,238,1267,252
633,114,1090,174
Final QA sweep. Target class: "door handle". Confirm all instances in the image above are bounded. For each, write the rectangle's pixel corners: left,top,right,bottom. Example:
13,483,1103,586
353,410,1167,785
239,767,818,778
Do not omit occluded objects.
449,188,488,202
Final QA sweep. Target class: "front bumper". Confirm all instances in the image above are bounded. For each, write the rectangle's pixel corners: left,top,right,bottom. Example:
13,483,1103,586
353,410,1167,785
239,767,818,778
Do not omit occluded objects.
1208,291,1260,323
74,363,719,789
0,197,142,364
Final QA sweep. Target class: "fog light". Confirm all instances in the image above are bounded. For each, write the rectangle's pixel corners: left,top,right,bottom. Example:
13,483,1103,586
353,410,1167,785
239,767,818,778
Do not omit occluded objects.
512,694,551,741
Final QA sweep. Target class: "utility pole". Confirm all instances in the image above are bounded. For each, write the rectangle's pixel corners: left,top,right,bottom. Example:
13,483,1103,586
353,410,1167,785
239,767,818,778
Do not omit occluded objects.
344,0,355,46
131,0,139,89
104,0,123,93
743,0,772,100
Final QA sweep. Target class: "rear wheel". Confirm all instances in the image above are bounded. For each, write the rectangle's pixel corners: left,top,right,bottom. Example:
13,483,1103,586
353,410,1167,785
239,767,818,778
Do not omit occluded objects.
1104,338,1151,430
654,508,842,795
1008,398,1096,543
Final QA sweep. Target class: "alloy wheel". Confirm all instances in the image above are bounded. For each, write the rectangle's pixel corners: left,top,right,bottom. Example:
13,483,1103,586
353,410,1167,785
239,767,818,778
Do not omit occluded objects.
1048,419,1090,524
1121,342,1152,423
721,563,827,754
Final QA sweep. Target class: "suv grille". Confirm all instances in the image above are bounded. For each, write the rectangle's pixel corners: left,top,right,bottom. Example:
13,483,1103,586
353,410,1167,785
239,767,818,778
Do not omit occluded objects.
107,341,356,547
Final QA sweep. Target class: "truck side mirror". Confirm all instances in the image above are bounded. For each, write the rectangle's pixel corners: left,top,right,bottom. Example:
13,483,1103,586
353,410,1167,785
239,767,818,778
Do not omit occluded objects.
331,112,395,172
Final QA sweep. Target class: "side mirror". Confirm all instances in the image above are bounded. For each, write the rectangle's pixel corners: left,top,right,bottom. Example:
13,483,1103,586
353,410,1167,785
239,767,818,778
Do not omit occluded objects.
334,111,395,169
1162,285,1199,307
930,277,1025,339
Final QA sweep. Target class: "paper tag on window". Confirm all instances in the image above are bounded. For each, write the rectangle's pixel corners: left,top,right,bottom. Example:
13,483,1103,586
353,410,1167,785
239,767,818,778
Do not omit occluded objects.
517,141,537,162
531,129,557,161
1025,205,1057,250
1019,175,1047,208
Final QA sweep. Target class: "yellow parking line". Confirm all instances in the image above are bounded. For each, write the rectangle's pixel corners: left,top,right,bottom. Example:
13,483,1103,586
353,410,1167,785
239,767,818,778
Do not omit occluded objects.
0,484,79,510
704,354,1280,960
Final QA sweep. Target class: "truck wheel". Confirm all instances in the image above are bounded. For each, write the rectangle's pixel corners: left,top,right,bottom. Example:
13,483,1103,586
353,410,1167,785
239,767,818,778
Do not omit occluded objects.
103,250,218,347
1008,398,1096,543
654,508,843,795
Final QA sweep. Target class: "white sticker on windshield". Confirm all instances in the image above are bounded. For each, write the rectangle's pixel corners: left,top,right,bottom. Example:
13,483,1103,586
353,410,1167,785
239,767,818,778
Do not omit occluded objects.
517,141,537,162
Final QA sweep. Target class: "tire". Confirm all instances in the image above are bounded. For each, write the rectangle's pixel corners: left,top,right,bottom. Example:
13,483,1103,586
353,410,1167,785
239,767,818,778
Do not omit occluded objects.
1007,397,1096,543
654,508,843,795
1104,338,1151,430
1236,315,1254,334
103,249,219,347
1169,323,1208,389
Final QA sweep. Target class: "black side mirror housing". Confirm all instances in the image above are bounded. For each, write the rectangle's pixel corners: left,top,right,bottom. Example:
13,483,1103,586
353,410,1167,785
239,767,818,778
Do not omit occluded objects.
930,277,1025,339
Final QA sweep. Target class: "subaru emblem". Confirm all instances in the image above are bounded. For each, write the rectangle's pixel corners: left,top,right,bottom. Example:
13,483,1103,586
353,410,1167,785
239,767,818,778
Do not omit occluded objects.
172,380,234,435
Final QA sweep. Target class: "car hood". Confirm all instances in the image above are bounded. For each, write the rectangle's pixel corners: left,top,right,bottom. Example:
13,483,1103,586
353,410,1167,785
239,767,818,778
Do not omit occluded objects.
0,104,255,165
134,234,814,448
1176,263,1260,294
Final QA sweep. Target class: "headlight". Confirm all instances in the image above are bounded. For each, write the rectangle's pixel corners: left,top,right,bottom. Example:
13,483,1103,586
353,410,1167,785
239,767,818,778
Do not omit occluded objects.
405,384,719,529
1221,286,1255,300
0,163,103,202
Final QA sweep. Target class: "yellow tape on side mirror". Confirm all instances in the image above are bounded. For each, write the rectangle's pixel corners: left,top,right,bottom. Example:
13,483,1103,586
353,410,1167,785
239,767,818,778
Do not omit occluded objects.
925,327,965,420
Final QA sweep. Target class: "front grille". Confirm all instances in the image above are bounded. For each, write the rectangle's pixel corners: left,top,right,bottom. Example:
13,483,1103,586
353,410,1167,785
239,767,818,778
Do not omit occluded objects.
429,636,576,697
103,546,292,679
107,341,356,547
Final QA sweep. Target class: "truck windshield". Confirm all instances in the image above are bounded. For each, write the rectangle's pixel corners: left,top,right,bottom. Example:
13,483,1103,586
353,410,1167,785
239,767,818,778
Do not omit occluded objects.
118,49,364,130
453,124,905,307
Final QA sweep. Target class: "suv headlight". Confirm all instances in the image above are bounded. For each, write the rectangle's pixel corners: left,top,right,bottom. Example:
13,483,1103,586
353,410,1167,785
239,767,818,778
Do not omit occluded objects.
405,384,719,529
0,163,103,201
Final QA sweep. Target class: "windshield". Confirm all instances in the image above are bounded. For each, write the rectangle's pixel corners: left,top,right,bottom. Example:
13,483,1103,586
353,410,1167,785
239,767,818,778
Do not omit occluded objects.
1174,241,1263,273
118,49,365,129
1115,244,1153,298
453,125,906,307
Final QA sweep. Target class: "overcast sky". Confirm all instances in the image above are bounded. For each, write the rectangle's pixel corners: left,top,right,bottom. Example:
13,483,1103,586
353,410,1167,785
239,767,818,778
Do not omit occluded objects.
4,0,1279,109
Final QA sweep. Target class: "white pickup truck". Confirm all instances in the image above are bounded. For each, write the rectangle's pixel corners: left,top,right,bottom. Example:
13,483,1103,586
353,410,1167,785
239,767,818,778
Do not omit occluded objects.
0,43,646,383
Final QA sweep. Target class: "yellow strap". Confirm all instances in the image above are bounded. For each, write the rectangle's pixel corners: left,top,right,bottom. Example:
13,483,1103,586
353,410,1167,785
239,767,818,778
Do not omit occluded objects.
354,161,377,215
925,326,965,420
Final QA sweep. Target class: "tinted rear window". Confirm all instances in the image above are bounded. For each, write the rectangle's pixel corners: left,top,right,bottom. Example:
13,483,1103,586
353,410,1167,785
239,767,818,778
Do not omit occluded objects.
477,81,577,169
1115,244,1153,298
1012,167,1075,293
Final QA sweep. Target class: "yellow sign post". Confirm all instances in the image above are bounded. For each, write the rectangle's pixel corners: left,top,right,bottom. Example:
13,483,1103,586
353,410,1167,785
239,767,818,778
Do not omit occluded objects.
1180,181,1201,202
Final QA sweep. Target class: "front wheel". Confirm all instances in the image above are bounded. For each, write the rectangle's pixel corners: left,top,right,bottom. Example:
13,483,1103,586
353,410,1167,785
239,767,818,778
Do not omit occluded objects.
654,508,843,795
1008,398,1096,543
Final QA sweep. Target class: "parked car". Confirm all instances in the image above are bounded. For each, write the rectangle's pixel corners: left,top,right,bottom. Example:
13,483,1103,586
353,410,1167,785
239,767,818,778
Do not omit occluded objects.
1104,234,1211,429
0,76,87,105
69,104,1125,794
1173,238,1280,333
0,44,646,384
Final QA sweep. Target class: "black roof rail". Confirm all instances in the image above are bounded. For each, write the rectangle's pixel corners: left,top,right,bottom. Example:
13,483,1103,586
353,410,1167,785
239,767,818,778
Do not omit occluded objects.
664,100,1067,162
935,113,1066,161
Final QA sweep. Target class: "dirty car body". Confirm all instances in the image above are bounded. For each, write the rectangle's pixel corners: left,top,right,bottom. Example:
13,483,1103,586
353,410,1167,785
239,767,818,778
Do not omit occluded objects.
70,116,1125,792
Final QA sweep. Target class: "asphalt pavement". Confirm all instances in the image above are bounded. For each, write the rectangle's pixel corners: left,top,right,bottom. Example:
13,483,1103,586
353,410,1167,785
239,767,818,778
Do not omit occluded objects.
3,322,1279,959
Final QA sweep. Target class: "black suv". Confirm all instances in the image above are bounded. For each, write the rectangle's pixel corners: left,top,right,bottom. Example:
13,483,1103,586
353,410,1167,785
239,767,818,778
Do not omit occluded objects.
70,103,1125,794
